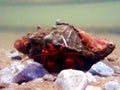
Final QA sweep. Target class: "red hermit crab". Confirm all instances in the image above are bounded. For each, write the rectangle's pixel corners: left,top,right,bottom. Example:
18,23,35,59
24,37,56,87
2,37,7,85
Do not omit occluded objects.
14,21,115,73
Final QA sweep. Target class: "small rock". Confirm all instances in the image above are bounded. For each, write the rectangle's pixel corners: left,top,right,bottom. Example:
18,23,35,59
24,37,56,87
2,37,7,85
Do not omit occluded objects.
107,54,118,62
5,50,22,60
0,62,25,84
107,57,115,61
1,74,13,84
0,83,9,89
105,81,120,90
85,85,102,90
13,62,48,84
43,74,56,81
10,62,25,74
55,69,96,90
0,61,48,84
8,83,18,88
86,72,97,83
0,67,12,76
89,62,114,76
114,66,120,74
11,56,22,60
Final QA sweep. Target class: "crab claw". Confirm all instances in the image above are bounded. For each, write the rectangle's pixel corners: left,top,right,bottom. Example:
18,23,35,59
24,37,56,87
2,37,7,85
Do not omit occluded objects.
14,38,29,54
94,42,115,60
77,31,115,70
79,30,115,56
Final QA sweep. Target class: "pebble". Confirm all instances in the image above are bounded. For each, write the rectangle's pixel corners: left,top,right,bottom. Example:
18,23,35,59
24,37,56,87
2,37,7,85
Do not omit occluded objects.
55,69,96,90
114,66,120,74
43,74,56,81
0,62,25,84
1,74,13,84
105,80,120,90
89,62,114,76
5,50,22,60
86,72,97,83
0,61,48,84
13,62,48,84
85,85,102,90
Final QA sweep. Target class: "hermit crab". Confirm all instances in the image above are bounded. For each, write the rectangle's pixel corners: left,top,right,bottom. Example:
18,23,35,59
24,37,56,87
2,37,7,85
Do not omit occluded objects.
14,21,115,73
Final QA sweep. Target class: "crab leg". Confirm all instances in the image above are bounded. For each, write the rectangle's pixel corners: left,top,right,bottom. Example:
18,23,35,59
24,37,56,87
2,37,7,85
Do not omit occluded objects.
20,56,30,63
